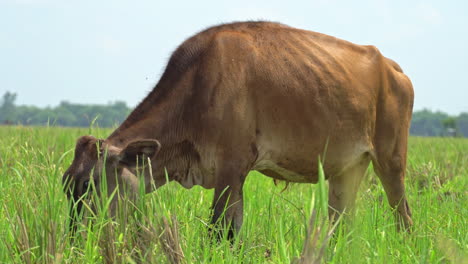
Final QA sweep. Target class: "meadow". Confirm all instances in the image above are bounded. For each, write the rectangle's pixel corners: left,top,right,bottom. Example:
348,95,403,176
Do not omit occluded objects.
0,125,466,263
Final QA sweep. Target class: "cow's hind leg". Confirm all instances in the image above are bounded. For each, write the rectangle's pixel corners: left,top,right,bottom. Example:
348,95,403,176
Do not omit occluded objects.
372,61,414,231
328,156,370,223
371,137,413,231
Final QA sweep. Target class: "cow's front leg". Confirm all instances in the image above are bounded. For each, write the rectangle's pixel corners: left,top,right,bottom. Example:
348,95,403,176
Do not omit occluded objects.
210,162,248,240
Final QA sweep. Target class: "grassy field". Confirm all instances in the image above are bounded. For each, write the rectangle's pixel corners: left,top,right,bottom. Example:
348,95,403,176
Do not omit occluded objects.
0,125,467,263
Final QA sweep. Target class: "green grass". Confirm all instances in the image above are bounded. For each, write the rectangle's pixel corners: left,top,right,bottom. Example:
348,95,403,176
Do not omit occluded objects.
0,126,467,263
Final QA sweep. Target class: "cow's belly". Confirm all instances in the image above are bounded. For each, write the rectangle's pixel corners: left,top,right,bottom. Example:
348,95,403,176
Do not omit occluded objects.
253,159,318,183
254,159,318,183
253,138,373,183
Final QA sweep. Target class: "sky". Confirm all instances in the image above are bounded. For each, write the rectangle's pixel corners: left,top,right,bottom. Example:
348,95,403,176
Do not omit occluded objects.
1,0,467,114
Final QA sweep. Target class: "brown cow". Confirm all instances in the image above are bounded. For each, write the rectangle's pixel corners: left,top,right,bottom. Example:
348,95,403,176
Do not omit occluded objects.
63,21,414,237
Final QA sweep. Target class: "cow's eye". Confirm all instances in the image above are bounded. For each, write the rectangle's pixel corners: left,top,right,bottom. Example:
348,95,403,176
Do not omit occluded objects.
83,179,90,190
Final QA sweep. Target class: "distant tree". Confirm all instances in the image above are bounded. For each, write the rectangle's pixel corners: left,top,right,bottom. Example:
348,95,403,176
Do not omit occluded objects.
0,91,17,123
410,109,449,136
457,113,468,137
442,117,458,137
55,103,78,126
15,105,41,125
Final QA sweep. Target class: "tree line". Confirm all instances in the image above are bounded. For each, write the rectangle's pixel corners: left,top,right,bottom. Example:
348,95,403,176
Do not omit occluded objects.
410,109,468,137
0,92,130,128
1,92,467,137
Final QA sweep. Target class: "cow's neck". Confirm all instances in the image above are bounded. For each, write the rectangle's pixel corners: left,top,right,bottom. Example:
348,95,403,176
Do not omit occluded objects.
107,104,184,147
108,73,187,141
106,74,201,185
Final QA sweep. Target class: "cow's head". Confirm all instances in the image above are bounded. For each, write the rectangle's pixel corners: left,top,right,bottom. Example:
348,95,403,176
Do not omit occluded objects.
62,135,161,232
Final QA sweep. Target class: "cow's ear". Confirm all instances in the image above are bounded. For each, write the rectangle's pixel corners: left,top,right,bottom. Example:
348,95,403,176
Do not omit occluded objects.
118,139,161,167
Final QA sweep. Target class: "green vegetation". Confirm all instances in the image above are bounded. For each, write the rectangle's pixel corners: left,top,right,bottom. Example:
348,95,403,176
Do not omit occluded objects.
1,91,468,137
0,126,466,263
0,92,130,128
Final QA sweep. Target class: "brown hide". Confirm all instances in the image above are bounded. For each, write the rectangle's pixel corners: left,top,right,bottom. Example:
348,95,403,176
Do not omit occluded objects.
63,21,414,236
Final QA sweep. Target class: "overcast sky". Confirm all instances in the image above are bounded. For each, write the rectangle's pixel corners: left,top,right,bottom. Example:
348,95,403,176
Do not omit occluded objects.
1,0,467,114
